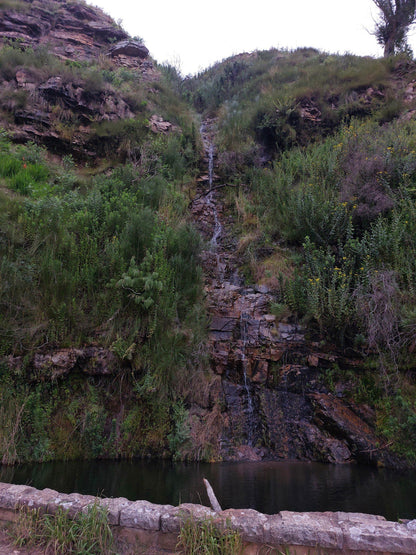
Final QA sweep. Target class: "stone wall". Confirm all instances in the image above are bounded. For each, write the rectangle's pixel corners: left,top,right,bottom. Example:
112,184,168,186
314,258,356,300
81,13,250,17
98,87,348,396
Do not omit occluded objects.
0,482,416,554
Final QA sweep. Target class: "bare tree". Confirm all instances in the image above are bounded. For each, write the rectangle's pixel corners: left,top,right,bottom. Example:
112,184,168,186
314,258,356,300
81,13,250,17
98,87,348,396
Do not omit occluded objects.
372,0,416,56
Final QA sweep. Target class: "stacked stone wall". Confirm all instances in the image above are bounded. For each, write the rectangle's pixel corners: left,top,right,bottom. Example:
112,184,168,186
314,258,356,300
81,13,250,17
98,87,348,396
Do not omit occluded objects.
0,482,415,553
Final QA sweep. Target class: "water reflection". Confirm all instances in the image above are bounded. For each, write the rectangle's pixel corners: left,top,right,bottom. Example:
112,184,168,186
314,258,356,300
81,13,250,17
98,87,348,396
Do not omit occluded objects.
1,460,415,521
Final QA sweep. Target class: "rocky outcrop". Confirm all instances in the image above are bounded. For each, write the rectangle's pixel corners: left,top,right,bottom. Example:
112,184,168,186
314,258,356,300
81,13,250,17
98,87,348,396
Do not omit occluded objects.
0,482,416,553
37,75,134,120
109,40,149,59
7,346,120,380
0,1,128,61
149,114,177,134
0,0,157,156
190,122,402,467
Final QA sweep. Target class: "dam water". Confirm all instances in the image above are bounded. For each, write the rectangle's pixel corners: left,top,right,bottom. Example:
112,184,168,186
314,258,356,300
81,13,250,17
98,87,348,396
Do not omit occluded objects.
1,459,416,522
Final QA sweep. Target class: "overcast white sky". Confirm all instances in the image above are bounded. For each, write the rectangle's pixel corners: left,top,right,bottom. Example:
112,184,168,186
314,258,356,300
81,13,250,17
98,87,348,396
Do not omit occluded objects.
87,0,416,75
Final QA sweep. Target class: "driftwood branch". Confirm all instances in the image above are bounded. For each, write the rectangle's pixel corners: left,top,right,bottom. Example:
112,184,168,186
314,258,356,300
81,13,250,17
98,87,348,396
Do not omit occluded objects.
189,183,239,206
203,478,222,512
360,441,394,454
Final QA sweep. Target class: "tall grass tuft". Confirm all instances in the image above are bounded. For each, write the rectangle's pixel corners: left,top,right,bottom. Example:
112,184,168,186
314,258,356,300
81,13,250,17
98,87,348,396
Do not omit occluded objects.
177,516,243,555
12,502,114,554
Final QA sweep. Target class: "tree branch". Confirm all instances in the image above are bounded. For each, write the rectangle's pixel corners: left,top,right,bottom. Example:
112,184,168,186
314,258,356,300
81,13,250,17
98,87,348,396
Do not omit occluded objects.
203,478,222,512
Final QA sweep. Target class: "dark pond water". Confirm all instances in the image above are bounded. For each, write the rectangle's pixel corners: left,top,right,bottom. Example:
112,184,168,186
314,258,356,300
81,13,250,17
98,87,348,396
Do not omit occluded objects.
1,459,415,521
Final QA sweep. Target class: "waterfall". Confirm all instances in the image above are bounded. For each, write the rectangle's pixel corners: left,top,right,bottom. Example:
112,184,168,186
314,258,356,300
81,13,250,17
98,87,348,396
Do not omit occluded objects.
200,123,223,279
207,143,222,249
240,312,255,446
208,143,214,187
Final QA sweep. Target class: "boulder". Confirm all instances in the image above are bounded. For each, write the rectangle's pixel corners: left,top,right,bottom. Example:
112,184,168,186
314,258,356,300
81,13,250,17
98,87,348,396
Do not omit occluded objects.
149,114,176,134
109,40,149,59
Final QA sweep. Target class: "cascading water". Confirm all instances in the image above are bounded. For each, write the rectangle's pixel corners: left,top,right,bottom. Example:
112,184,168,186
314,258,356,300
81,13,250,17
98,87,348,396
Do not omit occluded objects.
240,312,255,446
207,144,222,249
200,124,223,280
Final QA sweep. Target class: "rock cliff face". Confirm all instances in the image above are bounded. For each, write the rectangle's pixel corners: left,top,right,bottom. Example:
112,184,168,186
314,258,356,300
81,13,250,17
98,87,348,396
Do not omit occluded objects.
189,122,402,467
0,0,156,156
0,0,137,62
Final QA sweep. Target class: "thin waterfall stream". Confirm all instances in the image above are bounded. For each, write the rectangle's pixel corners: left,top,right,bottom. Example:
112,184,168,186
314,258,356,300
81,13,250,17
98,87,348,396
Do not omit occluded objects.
208,143,222,249
196,121,260,448
240,312,255,446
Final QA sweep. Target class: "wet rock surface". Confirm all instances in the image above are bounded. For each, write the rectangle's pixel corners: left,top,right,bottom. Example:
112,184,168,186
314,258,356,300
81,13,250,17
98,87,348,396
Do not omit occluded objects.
191,121,400,466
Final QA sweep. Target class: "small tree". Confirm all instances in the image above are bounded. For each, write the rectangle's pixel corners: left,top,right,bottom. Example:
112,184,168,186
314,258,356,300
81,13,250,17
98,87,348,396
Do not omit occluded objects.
372,0,416,56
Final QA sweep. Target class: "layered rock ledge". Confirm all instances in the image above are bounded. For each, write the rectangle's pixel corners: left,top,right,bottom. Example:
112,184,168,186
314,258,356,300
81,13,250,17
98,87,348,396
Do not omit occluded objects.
0,482,415,554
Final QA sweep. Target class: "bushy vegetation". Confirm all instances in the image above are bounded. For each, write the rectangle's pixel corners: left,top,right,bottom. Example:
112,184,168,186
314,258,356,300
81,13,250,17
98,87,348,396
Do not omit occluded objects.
2,0,416,466
184,48,407,153
247,119,416,353
186,48,416,462
0,0,209,464
0,125,206,462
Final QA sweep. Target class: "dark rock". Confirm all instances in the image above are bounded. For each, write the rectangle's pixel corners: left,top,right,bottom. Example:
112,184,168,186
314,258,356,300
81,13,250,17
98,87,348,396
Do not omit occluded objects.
311,393,400,466
79,347,119,376
299,421,352,463
86,21,126,42
109,40,149,59
15,109,51,127
259,389,313,459
251,359,268,384
209,316,236,332
66,2,103,21
39,77,97,114
278,364,321,394
0,12,45,38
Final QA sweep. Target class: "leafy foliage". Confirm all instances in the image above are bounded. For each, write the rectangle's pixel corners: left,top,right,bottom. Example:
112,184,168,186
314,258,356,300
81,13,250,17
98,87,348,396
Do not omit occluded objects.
372,0,416,56
0,124,205,461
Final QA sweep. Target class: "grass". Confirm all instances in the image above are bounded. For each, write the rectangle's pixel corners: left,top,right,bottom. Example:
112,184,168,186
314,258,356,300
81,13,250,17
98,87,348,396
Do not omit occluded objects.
11,502,115,554
185,48,414,165
177,516,243,555
0,0,29,10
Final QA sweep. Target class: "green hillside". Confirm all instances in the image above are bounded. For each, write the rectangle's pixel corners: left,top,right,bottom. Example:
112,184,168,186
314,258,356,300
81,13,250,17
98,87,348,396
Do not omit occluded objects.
1,0,416,466
185,48,416,461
